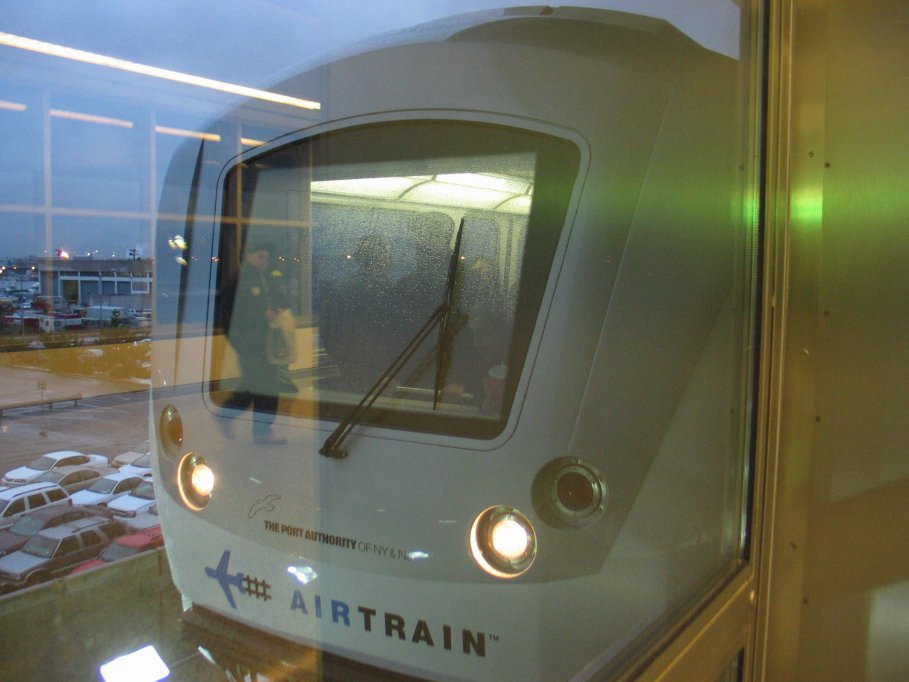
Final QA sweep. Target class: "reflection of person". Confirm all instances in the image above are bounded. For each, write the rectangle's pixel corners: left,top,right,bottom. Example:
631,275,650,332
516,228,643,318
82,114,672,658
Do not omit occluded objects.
321,234,396,392
267,288,298,395
268,304,296,365
463,256,512,415
394,212,454,337
391,213,495,405
220,242,287,445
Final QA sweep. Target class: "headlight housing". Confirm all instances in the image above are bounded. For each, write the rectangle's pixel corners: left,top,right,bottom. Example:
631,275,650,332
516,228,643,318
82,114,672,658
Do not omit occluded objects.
158,404,184,459
177,453,214,511
532,457,607,529
469,505,536,578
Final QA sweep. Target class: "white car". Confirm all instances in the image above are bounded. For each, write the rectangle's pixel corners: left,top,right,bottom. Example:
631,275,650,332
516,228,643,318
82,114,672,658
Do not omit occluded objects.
2,451,111,486
0,482,71,531
106,481,156,518
69,473,145,507
122,505,159,532
118,453,152,479
111,443,150,469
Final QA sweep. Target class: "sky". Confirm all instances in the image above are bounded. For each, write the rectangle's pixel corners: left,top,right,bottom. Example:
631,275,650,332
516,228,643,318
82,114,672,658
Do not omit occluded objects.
1,1,738,82
0,1,739,258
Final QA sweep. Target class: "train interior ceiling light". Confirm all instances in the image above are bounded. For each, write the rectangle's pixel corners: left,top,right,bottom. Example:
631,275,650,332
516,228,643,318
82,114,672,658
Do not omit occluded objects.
311,174,533,214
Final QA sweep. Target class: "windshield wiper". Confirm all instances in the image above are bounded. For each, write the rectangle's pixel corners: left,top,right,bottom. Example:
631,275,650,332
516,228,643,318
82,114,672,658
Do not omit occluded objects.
432,219,465,408
319,218,465,459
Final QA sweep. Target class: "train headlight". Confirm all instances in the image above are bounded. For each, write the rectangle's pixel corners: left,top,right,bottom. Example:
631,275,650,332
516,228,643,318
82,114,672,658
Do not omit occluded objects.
469,506,536,578
490,516,531,560
158,405,183,459
177,453,214,510
191,462,215,497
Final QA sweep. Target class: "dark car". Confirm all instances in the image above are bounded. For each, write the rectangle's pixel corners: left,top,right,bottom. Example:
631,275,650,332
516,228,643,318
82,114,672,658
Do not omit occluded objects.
0,505,98,559
70,526,163,574
0,516,123,592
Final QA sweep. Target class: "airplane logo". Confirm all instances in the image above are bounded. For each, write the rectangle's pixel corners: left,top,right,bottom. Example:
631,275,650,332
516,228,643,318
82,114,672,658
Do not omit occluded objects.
204,550,246,609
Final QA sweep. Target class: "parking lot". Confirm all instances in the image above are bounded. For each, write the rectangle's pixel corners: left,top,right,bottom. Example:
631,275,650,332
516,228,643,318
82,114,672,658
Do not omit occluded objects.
0,364,230,679
0,364,149,473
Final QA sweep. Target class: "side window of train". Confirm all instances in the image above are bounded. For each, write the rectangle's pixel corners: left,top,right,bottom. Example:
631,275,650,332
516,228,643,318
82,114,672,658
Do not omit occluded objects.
211,121,580,439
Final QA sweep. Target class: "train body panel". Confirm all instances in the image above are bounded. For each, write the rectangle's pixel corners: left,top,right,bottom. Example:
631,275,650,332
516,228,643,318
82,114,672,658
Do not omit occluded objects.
151,7,756,679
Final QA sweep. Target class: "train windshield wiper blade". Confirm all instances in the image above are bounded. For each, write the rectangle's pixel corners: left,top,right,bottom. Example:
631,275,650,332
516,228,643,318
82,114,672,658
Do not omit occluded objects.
319,218,465,459
432,219,465,408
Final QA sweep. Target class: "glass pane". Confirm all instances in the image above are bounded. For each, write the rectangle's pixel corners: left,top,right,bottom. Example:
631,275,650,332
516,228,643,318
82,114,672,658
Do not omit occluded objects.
0,2,761,680
49,94,150,213
715,650,745,682
211,122,577,439
0,85,43,205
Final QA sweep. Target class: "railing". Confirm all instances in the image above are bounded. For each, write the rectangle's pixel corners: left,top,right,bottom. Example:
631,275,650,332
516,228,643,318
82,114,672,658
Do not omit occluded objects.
0,393,82,416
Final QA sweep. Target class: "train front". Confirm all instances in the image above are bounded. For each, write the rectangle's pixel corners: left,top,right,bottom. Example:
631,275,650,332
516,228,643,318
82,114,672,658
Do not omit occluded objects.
150,7,754,680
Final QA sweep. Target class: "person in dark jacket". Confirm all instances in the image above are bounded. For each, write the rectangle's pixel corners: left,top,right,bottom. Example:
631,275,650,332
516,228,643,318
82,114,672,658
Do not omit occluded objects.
219,242,286,445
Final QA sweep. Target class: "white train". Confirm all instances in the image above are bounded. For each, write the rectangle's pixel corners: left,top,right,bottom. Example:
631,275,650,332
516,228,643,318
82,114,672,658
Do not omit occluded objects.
151,6,758,680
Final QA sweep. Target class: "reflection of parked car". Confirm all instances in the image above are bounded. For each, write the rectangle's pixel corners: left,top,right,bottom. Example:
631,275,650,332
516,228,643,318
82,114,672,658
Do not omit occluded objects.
33,465,117,493
70,526,163,575
119,453,152,479
112,445,149,469
69,473,144,507
123,505,159,532
0,483,71,531
0,516,123,592
2,451,110,486
107,481,156,518
0,505,97,558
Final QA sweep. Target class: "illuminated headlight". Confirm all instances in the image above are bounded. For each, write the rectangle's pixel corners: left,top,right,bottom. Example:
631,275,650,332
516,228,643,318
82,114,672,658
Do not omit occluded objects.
469,506,536,579
177,453,214,510
158,405,183,459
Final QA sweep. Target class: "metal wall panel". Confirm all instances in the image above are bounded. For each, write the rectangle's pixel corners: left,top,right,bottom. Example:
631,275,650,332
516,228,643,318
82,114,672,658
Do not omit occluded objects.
759,1,909,679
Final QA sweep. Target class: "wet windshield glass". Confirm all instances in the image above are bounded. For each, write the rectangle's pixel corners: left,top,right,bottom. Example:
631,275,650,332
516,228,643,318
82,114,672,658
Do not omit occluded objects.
212,121,578,439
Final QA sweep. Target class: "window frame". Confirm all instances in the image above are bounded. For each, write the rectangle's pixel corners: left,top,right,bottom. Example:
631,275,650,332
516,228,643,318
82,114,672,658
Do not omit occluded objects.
207,116,585,443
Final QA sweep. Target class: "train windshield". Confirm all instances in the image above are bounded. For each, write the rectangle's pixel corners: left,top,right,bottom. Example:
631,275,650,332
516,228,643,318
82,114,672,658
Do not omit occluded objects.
212,121,578,439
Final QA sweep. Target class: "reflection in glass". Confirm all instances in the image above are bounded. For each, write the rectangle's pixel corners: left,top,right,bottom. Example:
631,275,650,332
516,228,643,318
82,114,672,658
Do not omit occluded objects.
212,121,578,440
